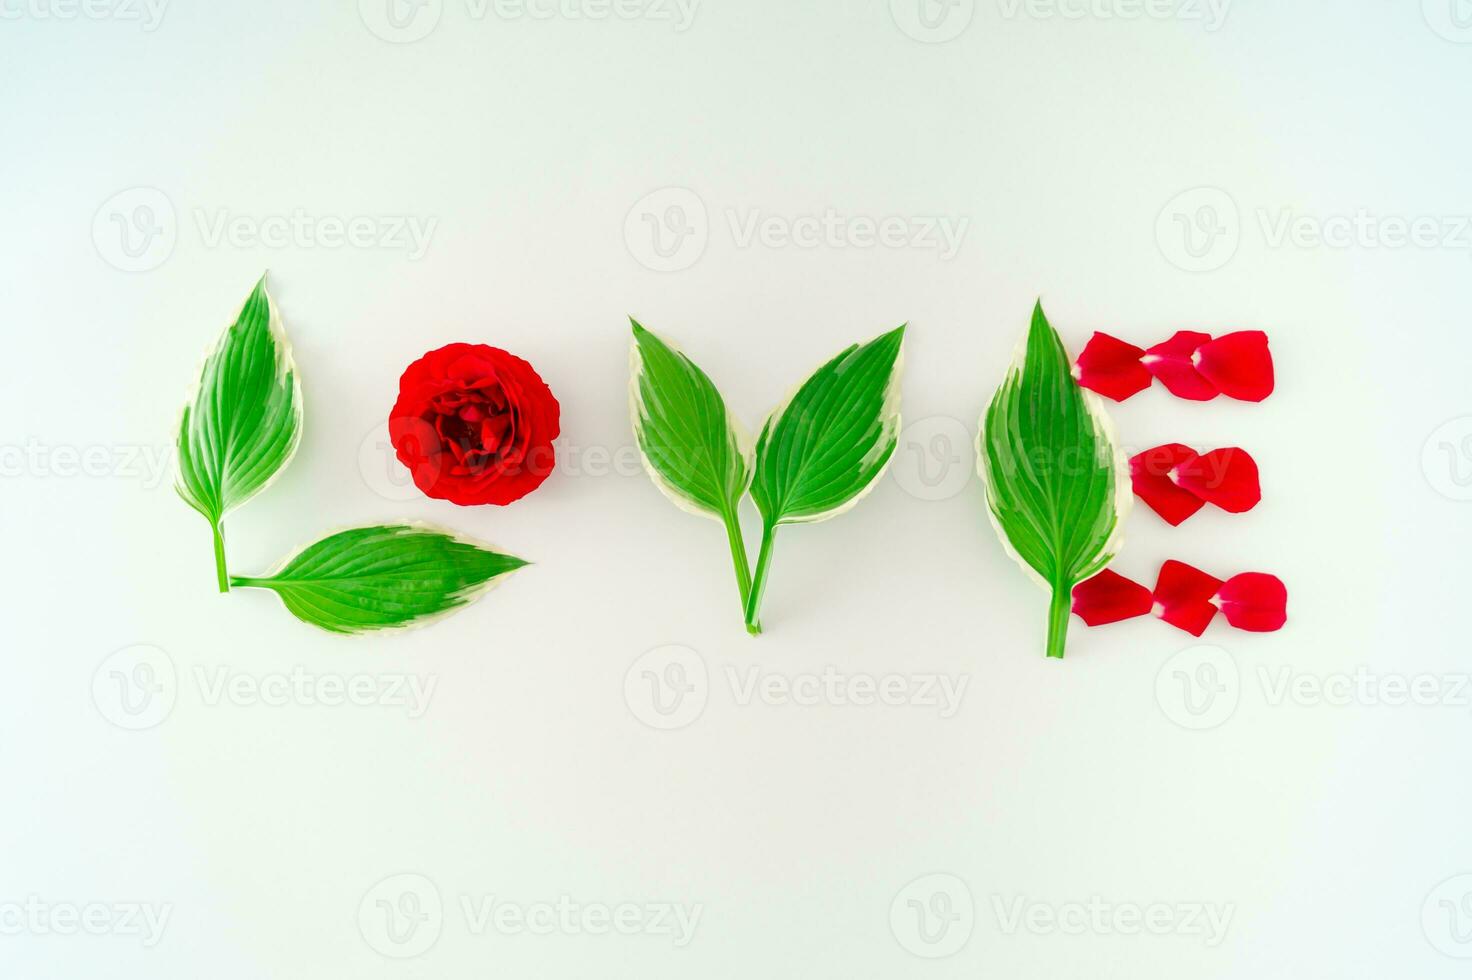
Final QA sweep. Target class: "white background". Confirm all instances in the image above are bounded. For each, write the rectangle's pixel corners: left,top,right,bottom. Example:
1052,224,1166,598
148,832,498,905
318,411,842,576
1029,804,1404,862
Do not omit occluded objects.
3,1,1471,976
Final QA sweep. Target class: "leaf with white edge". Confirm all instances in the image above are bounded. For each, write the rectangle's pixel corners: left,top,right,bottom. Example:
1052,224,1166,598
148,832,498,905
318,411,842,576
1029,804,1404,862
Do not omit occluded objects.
742,325,905,631
629,319,752,521
629,319,757,623
749,325,905,525
977,301,1130,659
230,524,526,634
175,276,302,591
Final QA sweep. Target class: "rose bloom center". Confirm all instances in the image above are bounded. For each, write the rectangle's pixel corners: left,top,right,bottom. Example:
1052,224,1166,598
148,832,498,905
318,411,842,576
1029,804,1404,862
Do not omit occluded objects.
425,379,519,477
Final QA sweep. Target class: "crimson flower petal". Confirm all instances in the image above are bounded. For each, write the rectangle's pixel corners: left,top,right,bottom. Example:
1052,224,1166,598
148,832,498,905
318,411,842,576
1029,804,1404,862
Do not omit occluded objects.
1071,569,1153,626
1194,331,1274,402
1130,443,1207,526
1174,447,1261,514
1072,332,1152,401
1152,559,1224,636
1215,572,1287,631
1142,330,1217,401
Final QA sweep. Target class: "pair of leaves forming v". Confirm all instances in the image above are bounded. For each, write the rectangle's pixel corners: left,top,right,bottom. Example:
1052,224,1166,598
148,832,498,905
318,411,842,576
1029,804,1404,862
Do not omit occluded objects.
630,320,905,633
176,277,524,633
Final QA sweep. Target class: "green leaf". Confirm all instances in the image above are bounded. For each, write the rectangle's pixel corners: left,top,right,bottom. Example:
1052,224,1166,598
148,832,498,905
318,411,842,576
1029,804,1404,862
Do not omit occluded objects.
175,276,303,590
629,319,751,521
976,301,1129,659
231,524,527,634
749,325,905,526
742,326,905,632
629,319,757,625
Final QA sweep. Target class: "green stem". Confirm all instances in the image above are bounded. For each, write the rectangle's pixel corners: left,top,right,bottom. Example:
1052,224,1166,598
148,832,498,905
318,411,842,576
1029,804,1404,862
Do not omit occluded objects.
211,521,229,594
1045,585,1070,659
721,507,754,618
743,521,777,636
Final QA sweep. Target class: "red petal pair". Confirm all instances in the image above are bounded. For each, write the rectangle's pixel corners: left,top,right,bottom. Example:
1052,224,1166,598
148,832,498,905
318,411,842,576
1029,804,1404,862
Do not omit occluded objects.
1074,330,1273,402
1070,562,1286,634
1130,444,1261,525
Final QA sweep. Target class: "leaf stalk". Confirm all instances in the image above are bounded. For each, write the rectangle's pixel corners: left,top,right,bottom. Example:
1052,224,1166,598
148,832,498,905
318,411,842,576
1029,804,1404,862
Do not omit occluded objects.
211,521,230,594
744,521,777,635
1045,585,1070,659
721,508,755,627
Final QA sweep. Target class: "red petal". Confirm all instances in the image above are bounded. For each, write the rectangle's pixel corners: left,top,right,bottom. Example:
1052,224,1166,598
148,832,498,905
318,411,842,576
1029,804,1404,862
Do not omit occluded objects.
1194,331,1274,402
1130,444,1207,526
1071,569,1153,626
1152,560,1224,636
1215,573,1287,631
1142,331,1217,401
1174,447,1261,514
1072,332,1152,402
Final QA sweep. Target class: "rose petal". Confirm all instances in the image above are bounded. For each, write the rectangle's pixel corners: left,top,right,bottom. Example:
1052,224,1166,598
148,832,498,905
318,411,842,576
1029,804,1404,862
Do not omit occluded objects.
1130,443,1207,526
1072,332,1152,401
1214,572,1287,631
1173,447,1261,514
445,352,500,388
1071,569,1153,626
1142,330,1217,401
1194,331,1274,402
480,414,511,453
1152,559,1224,636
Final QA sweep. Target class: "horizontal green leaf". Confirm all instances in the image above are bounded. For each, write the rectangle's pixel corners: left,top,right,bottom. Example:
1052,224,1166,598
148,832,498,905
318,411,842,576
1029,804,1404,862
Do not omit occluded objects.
977,301,1129,658
232,524,527,634
176,276,302,528
629,319,751,521
749,325,905,526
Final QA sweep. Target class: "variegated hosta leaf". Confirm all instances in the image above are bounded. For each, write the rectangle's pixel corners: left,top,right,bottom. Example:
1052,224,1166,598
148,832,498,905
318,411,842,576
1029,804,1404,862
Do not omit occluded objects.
176,277,302,527
977,301,1130,659
629,319,751,522
749,326,905,526
231,525,526,634
740,326,905,633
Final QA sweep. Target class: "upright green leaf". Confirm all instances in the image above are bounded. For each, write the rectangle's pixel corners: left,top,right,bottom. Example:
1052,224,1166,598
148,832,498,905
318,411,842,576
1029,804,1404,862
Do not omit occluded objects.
977,302,1129,659
743,326,905,631
176,276,302,591
629,320,757,624
231,524,526,634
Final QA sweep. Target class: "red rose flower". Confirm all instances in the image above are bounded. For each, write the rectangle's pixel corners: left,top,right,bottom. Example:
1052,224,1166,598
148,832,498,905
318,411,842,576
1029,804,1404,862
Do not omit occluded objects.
389,343,560,506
